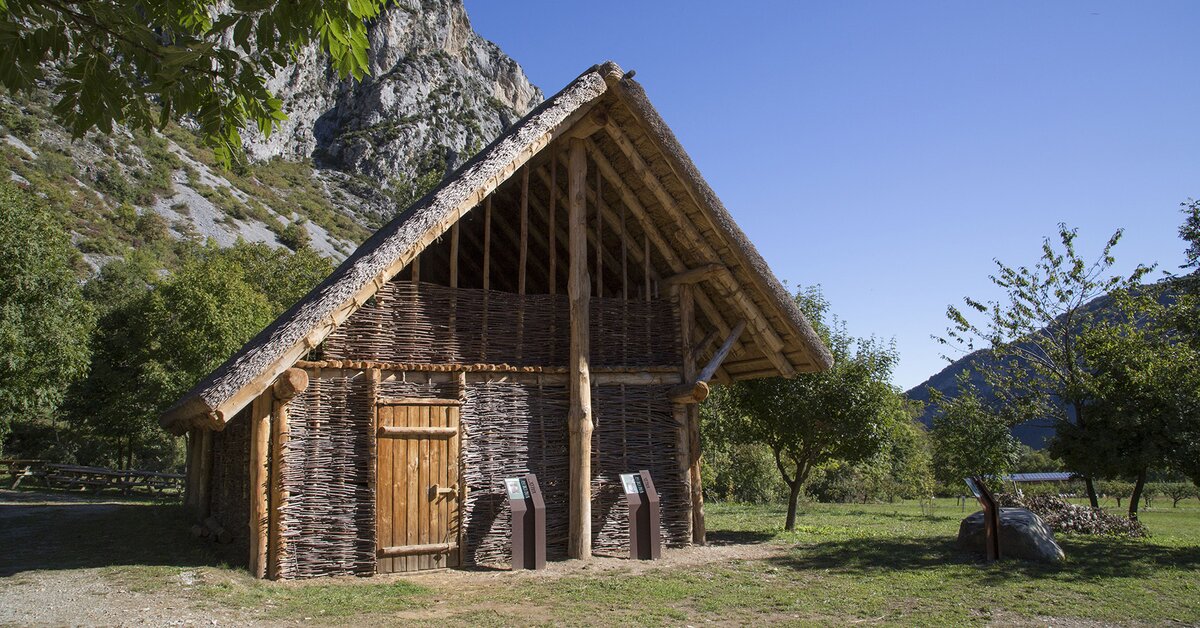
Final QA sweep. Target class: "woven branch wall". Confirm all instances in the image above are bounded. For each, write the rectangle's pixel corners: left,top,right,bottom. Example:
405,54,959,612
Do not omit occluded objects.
209,407,250,564
460,381,688,566
591,384,690,554
278,374,375,579
320,280,679,368
460,381,570,566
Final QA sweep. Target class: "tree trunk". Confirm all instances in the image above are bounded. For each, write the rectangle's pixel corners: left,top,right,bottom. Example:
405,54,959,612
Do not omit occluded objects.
785,477,803,531
1084,476,1100,508
1128,468,1147,521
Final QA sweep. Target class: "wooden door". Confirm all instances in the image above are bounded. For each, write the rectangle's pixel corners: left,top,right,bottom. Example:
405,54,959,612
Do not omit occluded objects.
376,399,461,573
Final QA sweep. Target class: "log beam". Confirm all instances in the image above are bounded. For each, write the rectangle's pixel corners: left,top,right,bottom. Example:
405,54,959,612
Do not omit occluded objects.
567,137,593,560
664,264,726,286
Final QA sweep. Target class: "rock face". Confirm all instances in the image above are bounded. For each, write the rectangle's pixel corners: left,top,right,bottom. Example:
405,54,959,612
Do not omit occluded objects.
0,0,542,268
957,507,1065,563
246,0,542,185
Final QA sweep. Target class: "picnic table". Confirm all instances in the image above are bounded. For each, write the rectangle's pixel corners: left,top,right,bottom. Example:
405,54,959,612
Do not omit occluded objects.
0,459,184,495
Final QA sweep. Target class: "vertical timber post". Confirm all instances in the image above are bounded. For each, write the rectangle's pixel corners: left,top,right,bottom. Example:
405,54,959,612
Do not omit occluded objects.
675,284,705,544
248,393,271,579
567,137,593,560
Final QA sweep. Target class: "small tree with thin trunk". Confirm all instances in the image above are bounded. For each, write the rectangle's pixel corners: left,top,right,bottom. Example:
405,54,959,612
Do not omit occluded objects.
940,224,1150,508
713,286,903,530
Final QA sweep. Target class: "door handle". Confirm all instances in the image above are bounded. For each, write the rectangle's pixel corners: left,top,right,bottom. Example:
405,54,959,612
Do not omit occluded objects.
430,483,458,499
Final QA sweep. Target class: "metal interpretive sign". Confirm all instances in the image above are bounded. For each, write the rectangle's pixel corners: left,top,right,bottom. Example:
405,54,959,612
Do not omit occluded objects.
622,470,661,560
504,474,545,570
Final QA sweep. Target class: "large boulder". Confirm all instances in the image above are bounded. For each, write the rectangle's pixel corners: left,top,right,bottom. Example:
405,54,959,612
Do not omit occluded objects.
957,507,1065,563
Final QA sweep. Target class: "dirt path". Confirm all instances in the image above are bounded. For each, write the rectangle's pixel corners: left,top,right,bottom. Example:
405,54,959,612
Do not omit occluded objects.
0,489,787,626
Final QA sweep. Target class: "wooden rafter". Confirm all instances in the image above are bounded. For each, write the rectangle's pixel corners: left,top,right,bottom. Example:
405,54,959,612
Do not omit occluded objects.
599,124,795,377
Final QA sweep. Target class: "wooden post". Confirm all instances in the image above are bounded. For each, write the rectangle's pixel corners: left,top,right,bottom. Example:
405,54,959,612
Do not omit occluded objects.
268,400,289,579
184,428,199,511
549,157,557,295
675,284,706,545
248,392,271,578
197,429,212,520
449,223,459,289
567,137,593,560
268,367,306,580
483,196,492,291
519,168,529,295
643,235,651,303
595,166,603,299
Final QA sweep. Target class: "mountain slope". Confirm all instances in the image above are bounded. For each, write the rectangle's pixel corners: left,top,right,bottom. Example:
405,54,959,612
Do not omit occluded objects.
905,284,1175,448
0,0,540,270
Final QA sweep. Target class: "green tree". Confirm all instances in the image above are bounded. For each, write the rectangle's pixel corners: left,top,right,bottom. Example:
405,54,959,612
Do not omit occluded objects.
0,181,93,456
68,241,330,469
715,286,903,530
940,224,1150,507
1062,287,1200,520
0,0,389,165
929,373,1022,487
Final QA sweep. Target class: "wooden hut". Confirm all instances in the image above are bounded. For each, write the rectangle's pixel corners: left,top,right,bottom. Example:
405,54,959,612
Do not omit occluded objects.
160,61,833,579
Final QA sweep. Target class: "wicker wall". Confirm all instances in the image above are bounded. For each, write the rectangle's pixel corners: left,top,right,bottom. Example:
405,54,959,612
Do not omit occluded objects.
278,373,376,579
320,280,679,368
460,381,689,566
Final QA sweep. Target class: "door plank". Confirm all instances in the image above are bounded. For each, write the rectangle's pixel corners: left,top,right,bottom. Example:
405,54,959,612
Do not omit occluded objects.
448,405,461,568
427,405,436,566
377,405,393,574
406,405,420,572
394,404,408,572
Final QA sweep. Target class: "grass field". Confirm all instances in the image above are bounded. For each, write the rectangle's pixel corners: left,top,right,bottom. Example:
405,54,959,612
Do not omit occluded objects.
2,491,1198,626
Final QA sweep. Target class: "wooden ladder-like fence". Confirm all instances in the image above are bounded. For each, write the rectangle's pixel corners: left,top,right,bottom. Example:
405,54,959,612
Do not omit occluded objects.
1,459,183,495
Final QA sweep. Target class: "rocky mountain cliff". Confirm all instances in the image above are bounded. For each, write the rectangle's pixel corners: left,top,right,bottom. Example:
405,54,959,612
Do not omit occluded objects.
0,0,540,267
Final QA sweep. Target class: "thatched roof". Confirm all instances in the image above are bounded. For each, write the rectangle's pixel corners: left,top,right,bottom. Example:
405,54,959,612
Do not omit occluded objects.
161,61,833,435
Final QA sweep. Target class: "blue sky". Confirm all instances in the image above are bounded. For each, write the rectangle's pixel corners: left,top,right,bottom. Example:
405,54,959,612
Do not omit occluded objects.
462,1,1200,390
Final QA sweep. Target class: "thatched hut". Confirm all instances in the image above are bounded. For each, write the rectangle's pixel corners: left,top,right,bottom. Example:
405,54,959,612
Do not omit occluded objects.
160,61,833,579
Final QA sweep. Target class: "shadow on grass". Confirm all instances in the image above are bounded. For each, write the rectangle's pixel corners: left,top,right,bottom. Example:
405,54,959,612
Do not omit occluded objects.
0,492,228,577
768,534,1200,583
707,530,777,546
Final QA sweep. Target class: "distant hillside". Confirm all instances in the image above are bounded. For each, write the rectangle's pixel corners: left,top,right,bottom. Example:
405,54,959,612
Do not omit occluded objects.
0,0,540,272
905,283,1175,449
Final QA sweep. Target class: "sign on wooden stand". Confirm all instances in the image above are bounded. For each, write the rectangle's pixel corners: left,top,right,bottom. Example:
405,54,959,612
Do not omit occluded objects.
965,476,1001,561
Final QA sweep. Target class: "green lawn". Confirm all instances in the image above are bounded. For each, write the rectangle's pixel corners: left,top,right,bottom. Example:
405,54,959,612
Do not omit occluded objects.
3,492,1199,626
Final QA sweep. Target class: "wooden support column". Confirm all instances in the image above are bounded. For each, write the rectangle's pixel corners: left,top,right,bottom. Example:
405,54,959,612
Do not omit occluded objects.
549,157,558,295
674,284,705,544
449,223,459,289
567,137,593,560
268,367,307,580
184,428,199,510
483,197,492,291
248,392,271,579
197,429,212,520
519,168,529,294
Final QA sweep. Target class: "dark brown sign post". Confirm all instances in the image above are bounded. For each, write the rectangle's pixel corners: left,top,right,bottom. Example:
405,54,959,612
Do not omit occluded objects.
965,476,1001,562
505,474,545,570
620,470,661,560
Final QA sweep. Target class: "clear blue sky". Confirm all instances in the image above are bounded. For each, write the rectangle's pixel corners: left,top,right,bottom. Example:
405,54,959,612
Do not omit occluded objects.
463,1,1200,390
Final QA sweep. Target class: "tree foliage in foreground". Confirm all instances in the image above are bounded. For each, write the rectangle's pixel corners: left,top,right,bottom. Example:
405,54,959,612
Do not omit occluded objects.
0,181,93,457
61,241,333,469
940,224,1151,507
0,0,390,165
713,286,906,530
